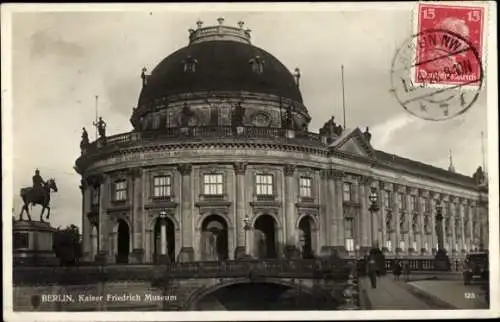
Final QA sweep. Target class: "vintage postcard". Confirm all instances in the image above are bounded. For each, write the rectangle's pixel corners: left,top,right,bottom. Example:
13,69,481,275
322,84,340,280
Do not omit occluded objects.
2,2,498,321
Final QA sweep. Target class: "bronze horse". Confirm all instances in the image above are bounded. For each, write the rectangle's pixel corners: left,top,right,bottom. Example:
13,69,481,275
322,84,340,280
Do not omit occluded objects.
19,178,58,222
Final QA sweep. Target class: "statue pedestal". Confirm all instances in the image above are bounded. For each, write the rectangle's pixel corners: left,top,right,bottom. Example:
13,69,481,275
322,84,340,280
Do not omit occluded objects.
13,220,59,266
433,249,451,271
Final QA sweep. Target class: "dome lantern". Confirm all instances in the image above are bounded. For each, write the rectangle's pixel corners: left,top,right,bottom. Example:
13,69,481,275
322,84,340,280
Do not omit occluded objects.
188,19,252,45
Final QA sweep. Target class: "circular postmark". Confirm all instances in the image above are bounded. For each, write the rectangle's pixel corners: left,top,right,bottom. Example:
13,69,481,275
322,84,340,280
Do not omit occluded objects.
390,29,483,121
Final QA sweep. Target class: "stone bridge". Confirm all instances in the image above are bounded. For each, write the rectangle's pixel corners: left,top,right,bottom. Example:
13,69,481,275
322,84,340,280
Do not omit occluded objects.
13,259,354,311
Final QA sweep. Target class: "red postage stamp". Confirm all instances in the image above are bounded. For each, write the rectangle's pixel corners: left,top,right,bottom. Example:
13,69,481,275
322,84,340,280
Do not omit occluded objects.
415,4,484,86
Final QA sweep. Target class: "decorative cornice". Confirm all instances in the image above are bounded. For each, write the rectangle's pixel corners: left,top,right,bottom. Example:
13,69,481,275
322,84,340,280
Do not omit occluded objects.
233,162,247,175
284,164,296,176
86,211,99,227
249,200,282,209
177,163,192,175
295,202,321,210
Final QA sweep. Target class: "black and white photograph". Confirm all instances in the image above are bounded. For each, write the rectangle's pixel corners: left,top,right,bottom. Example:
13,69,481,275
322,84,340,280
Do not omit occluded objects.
2,2,498,321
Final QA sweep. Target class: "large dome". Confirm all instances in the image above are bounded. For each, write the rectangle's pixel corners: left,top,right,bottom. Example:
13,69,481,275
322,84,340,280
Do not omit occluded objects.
138,33,303,107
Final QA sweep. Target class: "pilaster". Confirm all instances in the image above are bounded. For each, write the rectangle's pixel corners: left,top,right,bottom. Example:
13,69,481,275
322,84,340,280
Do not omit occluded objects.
283,164,299,258
234,162,247,259
129,167,144,263
178,163,194,262
80,179,92,261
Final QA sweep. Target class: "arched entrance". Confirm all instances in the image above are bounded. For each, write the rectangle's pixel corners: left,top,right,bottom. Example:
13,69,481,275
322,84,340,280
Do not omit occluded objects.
299,216,314,258
153,217,175,263
254,215,277,259
116,219,130,264
201,215,228,261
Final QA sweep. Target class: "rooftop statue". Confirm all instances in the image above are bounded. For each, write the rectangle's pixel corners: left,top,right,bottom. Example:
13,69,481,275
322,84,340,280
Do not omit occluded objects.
473,166,486,185
320,116,343,138
80,127,89,153
93,116,107,139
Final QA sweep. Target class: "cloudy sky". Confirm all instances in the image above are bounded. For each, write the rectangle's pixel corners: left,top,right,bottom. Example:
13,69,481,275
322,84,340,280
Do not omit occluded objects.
6,5,489,229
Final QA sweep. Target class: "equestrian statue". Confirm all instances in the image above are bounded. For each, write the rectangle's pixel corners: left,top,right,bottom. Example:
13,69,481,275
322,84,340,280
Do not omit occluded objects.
19,169,58,222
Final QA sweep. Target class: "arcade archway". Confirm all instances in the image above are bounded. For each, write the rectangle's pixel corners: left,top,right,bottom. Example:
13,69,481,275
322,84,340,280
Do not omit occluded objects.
201,215,229,261
116,219,130,264
153,217,176,263
298,216,314,258
254,215,278,259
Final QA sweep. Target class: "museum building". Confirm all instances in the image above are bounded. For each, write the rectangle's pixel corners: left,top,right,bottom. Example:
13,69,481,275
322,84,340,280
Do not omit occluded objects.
74,19,489,264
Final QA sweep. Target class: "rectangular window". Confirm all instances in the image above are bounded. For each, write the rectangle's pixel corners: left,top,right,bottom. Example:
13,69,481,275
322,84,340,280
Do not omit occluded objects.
343,182,352,202
203,174,223,195
410,195,417,212
153,175,171,198
344,219,354,238
299,177,312,198
114,180,127,201
91,187,100,206
385,240,392,252
424,198,430,212
398,193,406,209
256,174,273,196
383,191,391,208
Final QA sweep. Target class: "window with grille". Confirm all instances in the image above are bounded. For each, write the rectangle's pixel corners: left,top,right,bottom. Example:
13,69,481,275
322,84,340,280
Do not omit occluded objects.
203,174,223,195
343,182,352,202
91,187,100,206
410,195,417,212
383,190,391,208
256,174,273,196
398,193,406,209
153,175,171,198
345,219,354,252
114,180,127,201
424,198,431,212
299,177,312,198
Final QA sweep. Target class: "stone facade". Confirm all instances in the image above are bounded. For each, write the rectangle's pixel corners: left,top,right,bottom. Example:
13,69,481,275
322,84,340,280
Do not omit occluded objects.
74,20,488,264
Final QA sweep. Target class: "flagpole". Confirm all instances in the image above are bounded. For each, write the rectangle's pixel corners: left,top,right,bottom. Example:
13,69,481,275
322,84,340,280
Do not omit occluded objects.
341,65,346,129
481,131,486,171
95,95,99,140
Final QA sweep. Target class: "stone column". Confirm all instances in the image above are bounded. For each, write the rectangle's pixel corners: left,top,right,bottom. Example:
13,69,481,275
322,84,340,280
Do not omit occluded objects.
430,194,437,252
234,162,247,259
129,168,144,263
284,164,299,258
405,187,413,254
80,179,92,261
90,225,98,260
359,176,373,248
333,171,345,249
379,182,386,249
450,198,457,254
394,184,401,253
161,219,167,255
468,201,474,249
178,164,194,262
97,174,111,263
418,189,425,254
459,199,466,252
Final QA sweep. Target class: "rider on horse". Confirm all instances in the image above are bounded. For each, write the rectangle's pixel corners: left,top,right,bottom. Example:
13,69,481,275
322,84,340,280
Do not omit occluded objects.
32,169,45,197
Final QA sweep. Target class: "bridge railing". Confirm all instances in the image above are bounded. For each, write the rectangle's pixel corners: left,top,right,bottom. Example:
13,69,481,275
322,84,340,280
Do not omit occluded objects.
14,259,352,285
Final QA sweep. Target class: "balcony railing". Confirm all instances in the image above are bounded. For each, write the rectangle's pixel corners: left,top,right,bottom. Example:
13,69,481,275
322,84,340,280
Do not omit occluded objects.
80,126,323,156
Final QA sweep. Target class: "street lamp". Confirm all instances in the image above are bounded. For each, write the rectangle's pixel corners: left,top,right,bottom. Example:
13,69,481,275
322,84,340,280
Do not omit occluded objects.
434,199,450,271
368,186,380,248
243,215,251,256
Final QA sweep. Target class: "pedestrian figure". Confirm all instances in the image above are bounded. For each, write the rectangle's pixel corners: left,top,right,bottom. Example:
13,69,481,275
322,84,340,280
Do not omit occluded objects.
366,256,378,288
393,260,402,280
403,260,411,282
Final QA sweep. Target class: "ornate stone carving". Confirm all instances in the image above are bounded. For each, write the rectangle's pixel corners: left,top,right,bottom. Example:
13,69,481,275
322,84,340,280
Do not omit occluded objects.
405,186,412,194
379,181,385,189
359,175,373,185
284,164,296,177
233,162,247,175
177,163,192,175
328,170,344,180
418,188,425,196
86,174,104,188
80,178,88,192
128,167,142,179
